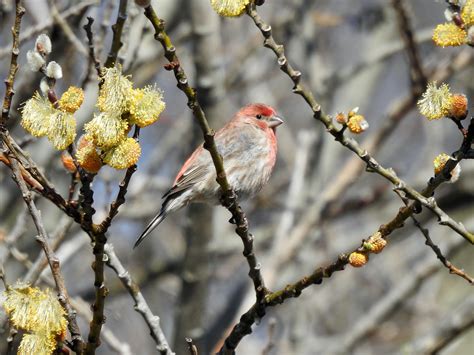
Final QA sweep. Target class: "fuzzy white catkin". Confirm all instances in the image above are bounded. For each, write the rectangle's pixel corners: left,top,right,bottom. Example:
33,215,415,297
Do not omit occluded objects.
39,77,50,96
26,50,45,71
46,61,63,79
35,34,52,55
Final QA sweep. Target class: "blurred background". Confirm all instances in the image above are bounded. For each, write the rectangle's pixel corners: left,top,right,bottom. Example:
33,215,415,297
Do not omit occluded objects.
1,0,473,354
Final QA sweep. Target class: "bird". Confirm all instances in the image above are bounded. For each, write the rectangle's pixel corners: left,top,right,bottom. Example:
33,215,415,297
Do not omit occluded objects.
134,103,283,248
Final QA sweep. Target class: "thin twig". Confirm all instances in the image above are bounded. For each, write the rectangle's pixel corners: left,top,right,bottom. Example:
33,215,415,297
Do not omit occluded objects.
0,0,98,60
82,16,102,82
104,243,175,355
98,127,140,233
104,0,128,68
0,0,24,126
49,0,88,56
8,157,84,353
404,202,474,284
334,236,468,353
391,0,427,93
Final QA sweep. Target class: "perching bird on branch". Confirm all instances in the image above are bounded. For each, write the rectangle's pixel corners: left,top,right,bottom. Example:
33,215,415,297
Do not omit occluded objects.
134,103,283,248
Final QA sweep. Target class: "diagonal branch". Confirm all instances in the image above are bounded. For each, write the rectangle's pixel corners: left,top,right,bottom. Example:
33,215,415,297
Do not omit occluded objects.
104,243,174,355
142,5,268,301
245,3,474,243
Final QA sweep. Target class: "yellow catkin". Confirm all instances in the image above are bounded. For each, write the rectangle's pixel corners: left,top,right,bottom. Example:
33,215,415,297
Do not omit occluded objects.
417,82,453,120
433,153,451,175
364,232,387,254
75,136,102,173
58,86,84,113
21,92,55,137
210,0,251,17
447,94,468,120
348,252,369,268
84,112,129,149
18,333,56,355
3,283,67,335
47,111,77,150
128,86,166,127
347,115,369,134
103,137,141,169
432,23,467,47
461,0,474,26
97,67,133,113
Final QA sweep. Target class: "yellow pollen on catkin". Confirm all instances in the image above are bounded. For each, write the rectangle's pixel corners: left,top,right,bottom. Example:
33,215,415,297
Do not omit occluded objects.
417,82,453,120
210,0,251,17
432,23,467,47
347,114,369,134
3,282,67,336
348,252,369,268
363,232,387,254
21,92,55,137
84,112,129,149
461,0,474,26
58,86,84,113
47,111,77,150
18,332,56,355
75,136,102,173
103,137,141,169
447,94,468,120
97,67,133,113
128,86,166,127
433,153,451,175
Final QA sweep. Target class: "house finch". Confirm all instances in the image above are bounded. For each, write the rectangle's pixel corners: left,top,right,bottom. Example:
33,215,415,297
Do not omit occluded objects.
134,103,283,248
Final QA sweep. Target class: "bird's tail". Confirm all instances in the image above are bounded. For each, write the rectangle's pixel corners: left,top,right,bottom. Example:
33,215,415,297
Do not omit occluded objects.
133,210,167,249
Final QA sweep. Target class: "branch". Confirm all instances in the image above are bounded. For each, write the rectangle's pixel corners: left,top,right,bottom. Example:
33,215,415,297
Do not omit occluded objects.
218,6,474,351
104,243,174,355
104,0,128,68
391,0,427,93
245,4,474,243
98,127,139,234
8,156,84,353
0,0,98,60
142,5,267,301
49,0,88,56
409,213,473,284
0,0,25,126
83,16,102,79
334,236,468,353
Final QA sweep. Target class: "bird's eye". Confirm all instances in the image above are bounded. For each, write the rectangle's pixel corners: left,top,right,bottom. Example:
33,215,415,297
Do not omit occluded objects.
256,114,262,119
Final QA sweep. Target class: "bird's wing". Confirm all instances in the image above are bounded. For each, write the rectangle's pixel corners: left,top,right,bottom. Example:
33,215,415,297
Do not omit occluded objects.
162,164,209,199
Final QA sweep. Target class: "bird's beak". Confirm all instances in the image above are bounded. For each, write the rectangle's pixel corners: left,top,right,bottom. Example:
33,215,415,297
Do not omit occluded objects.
268,115,284,128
